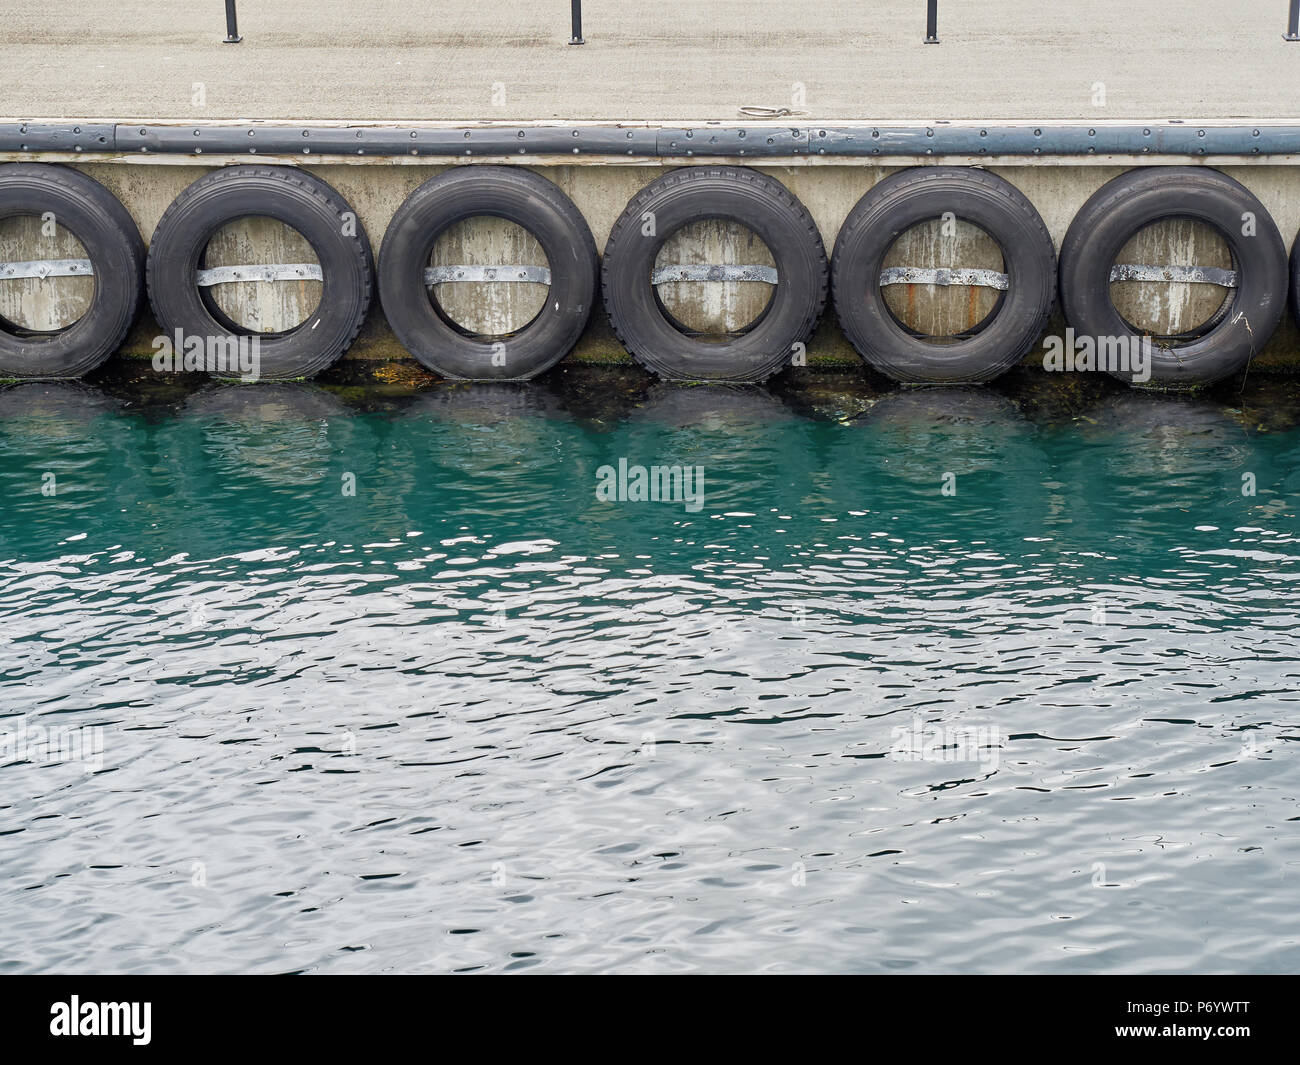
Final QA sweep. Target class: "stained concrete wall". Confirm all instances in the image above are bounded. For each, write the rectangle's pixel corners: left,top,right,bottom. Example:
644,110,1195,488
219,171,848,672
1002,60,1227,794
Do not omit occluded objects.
13,159,1300,372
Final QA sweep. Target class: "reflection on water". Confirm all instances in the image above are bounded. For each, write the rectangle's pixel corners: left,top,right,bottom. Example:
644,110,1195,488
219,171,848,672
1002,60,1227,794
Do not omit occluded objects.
1,372,1298,974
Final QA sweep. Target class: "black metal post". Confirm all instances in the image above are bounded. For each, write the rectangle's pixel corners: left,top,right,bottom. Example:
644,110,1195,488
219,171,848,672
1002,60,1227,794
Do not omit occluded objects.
925,0,939,44
224,0,242,43
1287,0,1300,41
569,0,584,45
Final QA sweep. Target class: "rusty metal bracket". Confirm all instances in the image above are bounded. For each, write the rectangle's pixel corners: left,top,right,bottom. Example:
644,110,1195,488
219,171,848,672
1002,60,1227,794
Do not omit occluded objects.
651,265,779,284
0,258,94,281
196,264,323,286
879,266,1008,290
424,265,552,284
1109,264,1238,287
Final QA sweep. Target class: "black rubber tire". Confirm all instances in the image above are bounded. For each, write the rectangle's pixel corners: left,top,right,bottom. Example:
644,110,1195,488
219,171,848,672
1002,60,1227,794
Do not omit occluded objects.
0,163,145,379
1291,231,1300,332
831,166,1056,384
378,167,597,381
146,165,373,380
602,167,827,382
1060,167,1288,388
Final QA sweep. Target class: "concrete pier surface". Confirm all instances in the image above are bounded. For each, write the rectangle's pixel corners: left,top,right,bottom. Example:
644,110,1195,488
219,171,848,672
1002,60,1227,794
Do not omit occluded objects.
4,1,1299,123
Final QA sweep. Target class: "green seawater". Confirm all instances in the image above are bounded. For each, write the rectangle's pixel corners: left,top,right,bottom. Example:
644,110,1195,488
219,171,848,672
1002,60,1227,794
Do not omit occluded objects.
1,369,1298,973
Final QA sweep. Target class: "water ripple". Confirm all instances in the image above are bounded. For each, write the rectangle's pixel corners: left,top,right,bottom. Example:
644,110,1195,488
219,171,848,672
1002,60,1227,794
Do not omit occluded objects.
1,379,1298,973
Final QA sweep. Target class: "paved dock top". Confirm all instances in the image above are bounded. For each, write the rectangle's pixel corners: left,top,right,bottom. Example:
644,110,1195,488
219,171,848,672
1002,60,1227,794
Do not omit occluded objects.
5,1,1300,123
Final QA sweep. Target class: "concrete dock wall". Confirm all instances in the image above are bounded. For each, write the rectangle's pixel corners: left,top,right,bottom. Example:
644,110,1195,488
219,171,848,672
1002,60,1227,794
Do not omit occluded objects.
5,122,1300,375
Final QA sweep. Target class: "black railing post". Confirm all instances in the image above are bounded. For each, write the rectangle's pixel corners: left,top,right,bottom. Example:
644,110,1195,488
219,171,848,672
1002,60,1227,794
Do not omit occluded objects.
224,0,242,43
569,0,584,45
1287,0,1300,41
925,0,939,44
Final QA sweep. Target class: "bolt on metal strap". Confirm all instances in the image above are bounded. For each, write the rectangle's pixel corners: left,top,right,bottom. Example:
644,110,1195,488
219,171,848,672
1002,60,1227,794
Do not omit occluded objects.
879,267,1009,290
196,264,324,286
424,265,552,284
651,265,779,284
1108,264,1238,288
0,259,94,281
